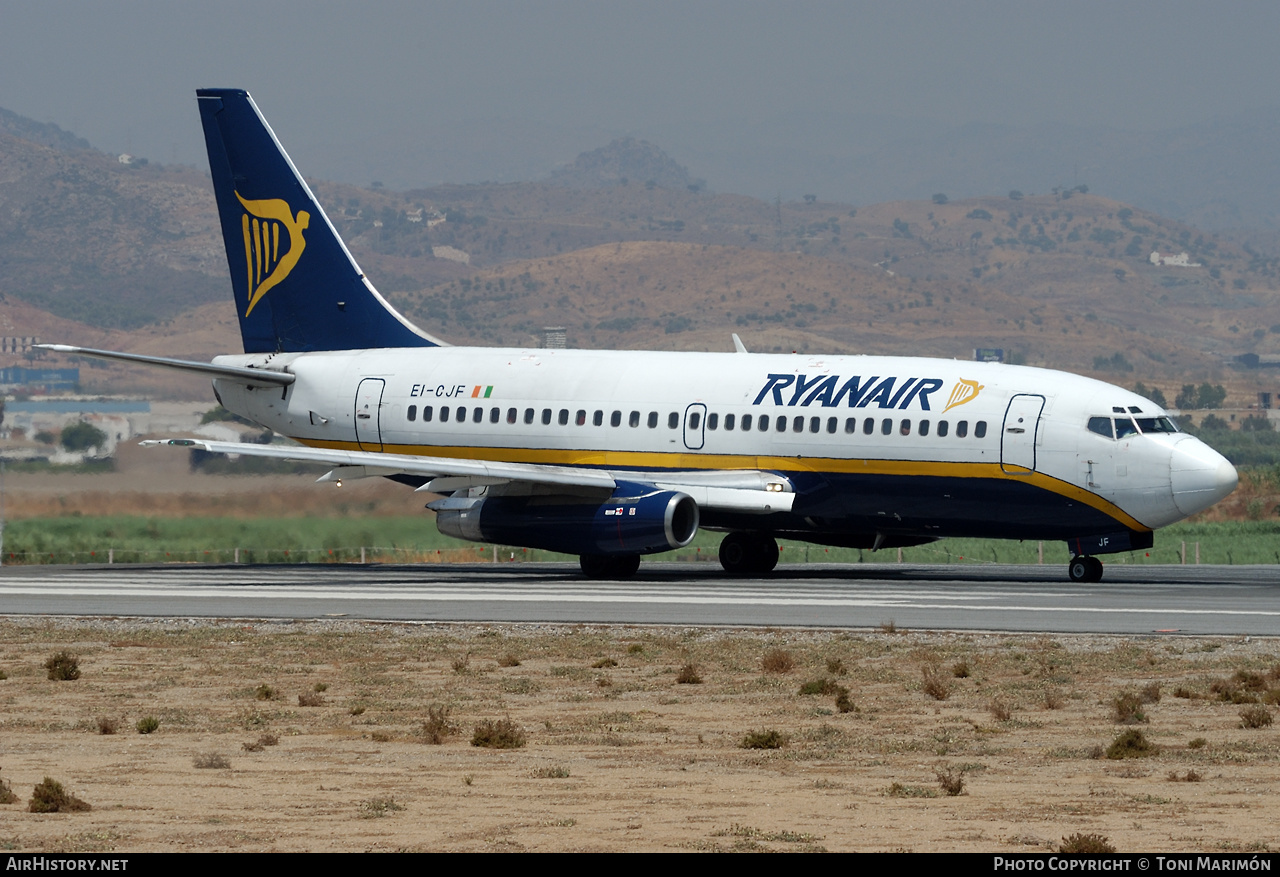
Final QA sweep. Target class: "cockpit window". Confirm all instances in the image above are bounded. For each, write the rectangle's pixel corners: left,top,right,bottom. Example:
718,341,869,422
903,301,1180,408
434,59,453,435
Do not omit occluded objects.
1136,416,1179,434
1114,417,1138,439
1088,417,1113,439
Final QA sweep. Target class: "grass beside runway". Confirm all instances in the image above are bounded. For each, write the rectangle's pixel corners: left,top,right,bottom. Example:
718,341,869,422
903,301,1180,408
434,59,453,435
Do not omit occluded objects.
2,515,1278,568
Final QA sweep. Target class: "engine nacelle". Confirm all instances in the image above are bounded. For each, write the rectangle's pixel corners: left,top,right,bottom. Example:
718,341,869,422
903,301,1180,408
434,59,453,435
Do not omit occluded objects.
436,485,699,556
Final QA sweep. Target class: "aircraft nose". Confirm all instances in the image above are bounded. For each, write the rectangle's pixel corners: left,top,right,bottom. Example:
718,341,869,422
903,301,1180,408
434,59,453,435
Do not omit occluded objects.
1170,437,1238,516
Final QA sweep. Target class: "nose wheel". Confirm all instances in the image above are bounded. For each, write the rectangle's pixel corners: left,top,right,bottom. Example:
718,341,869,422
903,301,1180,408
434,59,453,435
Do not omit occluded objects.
1068,555,1104,583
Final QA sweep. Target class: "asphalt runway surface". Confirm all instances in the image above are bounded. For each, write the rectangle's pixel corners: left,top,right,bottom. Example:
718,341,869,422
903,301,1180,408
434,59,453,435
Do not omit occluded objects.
1,562,1278,635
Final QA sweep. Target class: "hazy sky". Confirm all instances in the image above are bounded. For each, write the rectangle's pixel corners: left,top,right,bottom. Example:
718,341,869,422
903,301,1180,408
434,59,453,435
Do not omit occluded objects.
2,1,1278,195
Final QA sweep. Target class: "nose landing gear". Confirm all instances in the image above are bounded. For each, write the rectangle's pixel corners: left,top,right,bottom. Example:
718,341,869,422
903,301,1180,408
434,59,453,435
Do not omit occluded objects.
1068,555,1104,583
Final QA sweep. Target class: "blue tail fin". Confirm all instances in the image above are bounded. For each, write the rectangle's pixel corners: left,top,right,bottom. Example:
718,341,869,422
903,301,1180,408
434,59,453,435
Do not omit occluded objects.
196,88,442,353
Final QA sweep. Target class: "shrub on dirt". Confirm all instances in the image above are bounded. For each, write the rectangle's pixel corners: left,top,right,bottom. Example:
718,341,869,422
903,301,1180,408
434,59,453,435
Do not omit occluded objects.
194,753,230,769
532,766,570,778
988,699,1012,722
1111,691,1147,724
592,658,618,669
676,664,702,684
423,704,453,744
44,652,80,681
835,687,855,714
497,653,521,667
1240,705,1273,729
826,658,847,676
740,729,787,750
136,716,159,735
798,677,839,696
254,684,275,701
1140,682,1161,703
96,717,118,735
952,660,970,679
935,768,965,796
761,649,795,674
1059,833,1115,854
1106,729,1156,759
28,778,90,813
472,718,525,749
0,773,17,805
921,665,950,701
298,691,325,707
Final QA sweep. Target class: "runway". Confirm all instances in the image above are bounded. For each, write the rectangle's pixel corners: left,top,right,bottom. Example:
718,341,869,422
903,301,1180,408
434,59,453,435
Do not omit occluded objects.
1,562,1278,635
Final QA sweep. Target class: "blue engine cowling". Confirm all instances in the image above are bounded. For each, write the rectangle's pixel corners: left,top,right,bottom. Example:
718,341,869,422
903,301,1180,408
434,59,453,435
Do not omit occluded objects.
435,484,699,556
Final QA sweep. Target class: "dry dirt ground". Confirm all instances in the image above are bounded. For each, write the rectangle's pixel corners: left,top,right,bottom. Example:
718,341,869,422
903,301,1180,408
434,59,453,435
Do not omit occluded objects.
1,619,1278,853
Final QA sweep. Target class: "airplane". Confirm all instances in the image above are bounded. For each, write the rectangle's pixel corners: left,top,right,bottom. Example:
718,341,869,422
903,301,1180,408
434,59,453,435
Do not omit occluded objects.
40,88,1239,583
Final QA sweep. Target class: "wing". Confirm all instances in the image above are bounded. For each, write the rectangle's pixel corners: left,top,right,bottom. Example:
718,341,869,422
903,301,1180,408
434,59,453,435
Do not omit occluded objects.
143,438,795,513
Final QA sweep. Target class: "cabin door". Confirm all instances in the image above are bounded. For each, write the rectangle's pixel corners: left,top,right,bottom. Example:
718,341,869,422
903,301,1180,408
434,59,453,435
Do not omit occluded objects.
683,403,707,450
355,378,385,452
1001,394,1045,474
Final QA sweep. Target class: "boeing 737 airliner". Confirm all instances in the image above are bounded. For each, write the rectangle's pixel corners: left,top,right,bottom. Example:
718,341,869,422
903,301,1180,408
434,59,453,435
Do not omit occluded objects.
41,89,1239,582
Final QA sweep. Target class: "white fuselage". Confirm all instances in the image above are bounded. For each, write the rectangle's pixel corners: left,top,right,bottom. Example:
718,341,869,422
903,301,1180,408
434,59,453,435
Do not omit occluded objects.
212,346,1237,543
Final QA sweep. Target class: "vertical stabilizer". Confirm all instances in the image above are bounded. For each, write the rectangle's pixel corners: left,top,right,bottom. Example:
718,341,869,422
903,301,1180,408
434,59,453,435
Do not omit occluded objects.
196,88,443,353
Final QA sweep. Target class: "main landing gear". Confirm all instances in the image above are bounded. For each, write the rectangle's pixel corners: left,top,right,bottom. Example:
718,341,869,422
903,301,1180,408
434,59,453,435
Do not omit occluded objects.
1068,555,1104,583
579,554,641,580
719,531,780,576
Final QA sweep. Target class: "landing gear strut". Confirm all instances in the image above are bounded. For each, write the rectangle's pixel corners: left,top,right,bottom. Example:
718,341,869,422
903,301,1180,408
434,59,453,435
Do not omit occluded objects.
719,532,780,576
1068,555,1104,583
579,554,641,580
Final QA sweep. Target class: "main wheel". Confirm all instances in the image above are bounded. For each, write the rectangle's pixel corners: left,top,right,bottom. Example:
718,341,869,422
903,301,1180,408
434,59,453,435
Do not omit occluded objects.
1085,555,1104,583
579,554,641,580
1068,556,1089,582
719,532,779,576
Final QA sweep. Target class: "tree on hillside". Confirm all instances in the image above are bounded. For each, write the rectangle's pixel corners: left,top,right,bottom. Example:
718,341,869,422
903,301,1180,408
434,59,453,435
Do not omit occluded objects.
59,421,106,453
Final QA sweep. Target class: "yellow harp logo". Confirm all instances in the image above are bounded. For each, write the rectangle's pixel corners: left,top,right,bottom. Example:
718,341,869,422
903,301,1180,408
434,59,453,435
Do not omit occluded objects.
942,378,983,413
237,192,310,317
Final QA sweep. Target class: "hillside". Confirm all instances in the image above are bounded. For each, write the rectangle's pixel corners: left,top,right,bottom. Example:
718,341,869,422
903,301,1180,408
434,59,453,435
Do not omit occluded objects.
1,107,1277,405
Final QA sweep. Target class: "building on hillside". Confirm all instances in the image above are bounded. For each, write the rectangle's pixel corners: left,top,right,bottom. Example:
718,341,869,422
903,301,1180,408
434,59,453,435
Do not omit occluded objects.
0,366,79,393
1149,251,1201,268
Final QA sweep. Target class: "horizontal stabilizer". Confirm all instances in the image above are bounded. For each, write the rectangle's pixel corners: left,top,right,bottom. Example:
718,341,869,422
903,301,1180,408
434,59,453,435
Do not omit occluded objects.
35,344,294,387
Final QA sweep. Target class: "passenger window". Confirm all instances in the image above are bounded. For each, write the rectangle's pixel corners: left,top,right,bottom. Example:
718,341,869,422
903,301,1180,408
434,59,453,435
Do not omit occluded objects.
611,410,622,427
760,415,771,432
957,421,968,438
827,417,837,434
724,413,736,430
863,417,874,435
881,418,892,436
900,419,911,435
441,406,450,423
490,407,500,424
648,411,658,428
629,410,641,427
506,408,516,424
775,415,787,432
919,419,930,436
576,410,586,426
741,414,752,431
792,416,804,433
593,410,603,426
937,420,949,437
473,407,483,423
558,409,569,425
542,408,552,425
810,417,821,433
975,421,987,438
689,412,701,430
668,412,679,429
708,413,719,430
845,418,856,434
407,405,417,422
1114,418,1138,439
524,408,534,425
422,406,434,423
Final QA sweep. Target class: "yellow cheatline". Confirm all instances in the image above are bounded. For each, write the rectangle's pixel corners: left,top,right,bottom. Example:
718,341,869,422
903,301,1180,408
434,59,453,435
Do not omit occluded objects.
296,438,1150,533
